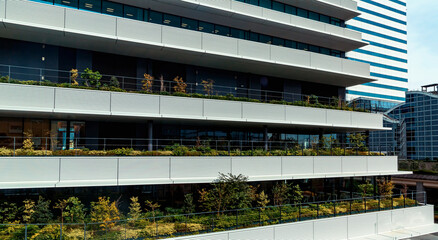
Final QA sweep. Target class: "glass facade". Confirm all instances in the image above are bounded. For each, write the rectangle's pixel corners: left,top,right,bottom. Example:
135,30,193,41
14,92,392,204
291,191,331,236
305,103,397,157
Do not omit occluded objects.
32,0,346,58
369,91,438,160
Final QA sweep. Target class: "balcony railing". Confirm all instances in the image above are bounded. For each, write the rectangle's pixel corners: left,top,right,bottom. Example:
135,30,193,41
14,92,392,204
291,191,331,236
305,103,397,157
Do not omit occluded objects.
0,136,397,157
0,64,377,113
0,192,426,240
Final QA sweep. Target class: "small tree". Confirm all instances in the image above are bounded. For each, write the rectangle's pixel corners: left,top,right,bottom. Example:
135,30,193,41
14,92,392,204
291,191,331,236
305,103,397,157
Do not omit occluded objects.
32,196,53,223
272,182,291,206
349,133,368,151
358,181,373,198
182,193,195,214
22,130,34,150
109,76,120,88
201,79,214,95
0,202,19,223
173,76,187,93
90,197,120,231
54,199,68,226
81,68,102,88
64,197,86,223
21,199,35,223
142,73,154,92
378,178,394,197
145,200,160,224
198,173,252,214
290,184,304,204
70,69,79,86
257,191,270,209
128,197,142,220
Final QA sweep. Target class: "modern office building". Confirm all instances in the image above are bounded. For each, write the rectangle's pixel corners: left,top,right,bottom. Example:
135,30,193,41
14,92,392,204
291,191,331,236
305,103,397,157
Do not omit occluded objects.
346,0,408,107
373,85,438,161
0,0,436,239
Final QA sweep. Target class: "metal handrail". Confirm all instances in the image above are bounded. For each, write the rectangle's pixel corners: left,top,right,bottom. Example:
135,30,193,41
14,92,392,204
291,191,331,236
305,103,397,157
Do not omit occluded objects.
0,63,379,113
0,191,426,239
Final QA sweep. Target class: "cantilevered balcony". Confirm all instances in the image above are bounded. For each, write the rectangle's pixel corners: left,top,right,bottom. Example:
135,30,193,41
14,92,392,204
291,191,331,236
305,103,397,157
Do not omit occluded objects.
110,0,366,52
0,0,373,87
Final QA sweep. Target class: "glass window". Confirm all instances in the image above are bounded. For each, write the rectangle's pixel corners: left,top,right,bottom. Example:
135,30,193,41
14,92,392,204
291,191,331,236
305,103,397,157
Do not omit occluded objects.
285,40,297,49
230,28,246,39
259,0,272,8
149,11,163,24
297,42,309,51
102,1,122,17
79,0,101,12
330,50,341,57
320,47,330,55
54,0,79,8
272,2,284,12
272,37,285,46
124,5,143,21
309,45,319,53
247,0,259,6
297,8,308,18
249,32,259,41
181,17,198,30
309,11,319,21
330,18,342,26
198,21,214,33
320,15,330,24
215,25,230,36
285,5,297,15
163,13,181,27
259,34,272,44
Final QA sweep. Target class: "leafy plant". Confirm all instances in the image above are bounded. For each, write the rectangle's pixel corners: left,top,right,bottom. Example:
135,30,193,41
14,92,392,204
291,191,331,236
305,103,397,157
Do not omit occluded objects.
378,178,394,197
81,68,102,88
0,202,19,223
201,79,214,95
70,69,79,86
182,193,195,214
109,76,120,88
90,197,120,231
173,76,187,93
142,74,154,93
358,181,373,198
349,133,368,151
129,197,142,220
21,199,35,223
31,196,53,224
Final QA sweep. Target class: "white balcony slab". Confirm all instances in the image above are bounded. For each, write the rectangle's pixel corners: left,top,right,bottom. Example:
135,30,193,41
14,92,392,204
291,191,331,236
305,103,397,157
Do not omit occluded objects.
0,84,389,131
0,156,406,189
165,205,437,240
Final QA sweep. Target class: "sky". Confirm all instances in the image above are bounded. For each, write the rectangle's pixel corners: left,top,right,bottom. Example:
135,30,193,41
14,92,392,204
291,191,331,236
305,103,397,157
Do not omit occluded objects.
407,0,438,90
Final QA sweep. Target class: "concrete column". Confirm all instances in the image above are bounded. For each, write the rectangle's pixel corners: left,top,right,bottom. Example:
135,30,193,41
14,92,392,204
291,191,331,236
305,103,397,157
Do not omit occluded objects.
263,125,268,151
148,120,153,151
416,181,425,204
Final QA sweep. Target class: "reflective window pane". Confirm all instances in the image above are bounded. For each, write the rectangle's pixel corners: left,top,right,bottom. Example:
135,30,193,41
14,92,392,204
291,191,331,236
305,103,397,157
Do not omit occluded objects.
272,37,285,46
198,22,214,33
102,1,122,17
163,13,181,27
78,0,101,12
230,28,246,39
259,34,272,44
149,10,163,24
309,12,319,21
124,5,143,21
297,8,308,18
285,5,297,15
272,2,284,12
181,18,198,30
54,0,79,8
215,25,230,36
